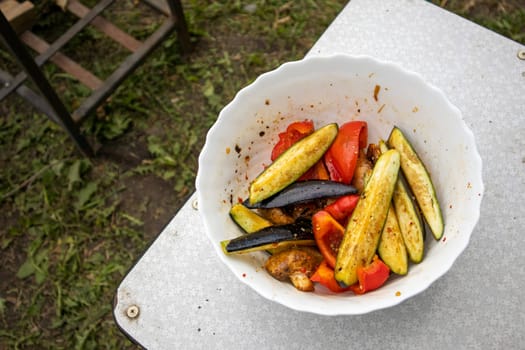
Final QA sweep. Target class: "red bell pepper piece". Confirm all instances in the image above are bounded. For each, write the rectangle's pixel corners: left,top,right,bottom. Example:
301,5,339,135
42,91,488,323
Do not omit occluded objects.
310,260,350,293
349,255,391,295
312,210,345,269
324,194,360,225
300,159,330,181
270,120,314,161
324,121,367,184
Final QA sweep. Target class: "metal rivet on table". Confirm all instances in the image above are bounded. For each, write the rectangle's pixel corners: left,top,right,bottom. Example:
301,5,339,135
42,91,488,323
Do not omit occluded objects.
126,305,140,319
192,199,198,210
518,49,525,60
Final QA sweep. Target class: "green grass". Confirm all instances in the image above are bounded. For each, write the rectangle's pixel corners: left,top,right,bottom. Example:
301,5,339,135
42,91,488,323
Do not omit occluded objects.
433,0,525,43
0,0,523,348
0,1,347,348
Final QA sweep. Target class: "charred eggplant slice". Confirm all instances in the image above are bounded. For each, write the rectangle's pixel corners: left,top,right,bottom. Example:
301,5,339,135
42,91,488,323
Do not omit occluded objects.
221,218,315,255
244,180,357,209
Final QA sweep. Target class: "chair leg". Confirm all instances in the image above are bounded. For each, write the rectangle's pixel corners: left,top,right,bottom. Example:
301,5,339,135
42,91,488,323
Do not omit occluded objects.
166,0,191,54
0,11,94,157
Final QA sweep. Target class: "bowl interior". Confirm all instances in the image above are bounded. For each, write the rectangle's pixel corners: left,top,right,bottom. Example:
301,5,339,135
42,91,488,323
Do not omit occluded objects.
196,55,483,315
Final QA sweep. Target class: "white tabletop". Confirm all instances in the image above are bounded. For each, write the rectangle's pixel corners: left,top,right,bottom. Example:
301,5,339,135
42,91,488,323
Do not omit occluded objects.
114,0,525,348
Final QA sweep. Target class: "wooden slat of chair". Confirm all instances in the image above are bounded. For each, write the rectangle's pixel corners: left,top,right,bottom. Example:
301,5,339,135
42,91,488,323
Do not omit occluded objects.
141,0,169,15
65,0,142,52
20,31,103,90
0,0,36,33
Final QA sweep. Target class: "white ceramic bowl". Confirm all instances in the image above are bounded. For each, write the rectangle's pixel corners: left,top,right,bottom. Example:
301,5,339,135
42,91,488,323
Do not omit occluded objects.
196,54,483,315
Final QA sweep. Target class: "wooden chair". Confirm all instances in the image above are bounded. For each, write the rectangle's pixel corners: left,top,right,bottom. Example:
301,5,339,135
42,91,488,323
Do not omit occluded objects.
0,0,191,156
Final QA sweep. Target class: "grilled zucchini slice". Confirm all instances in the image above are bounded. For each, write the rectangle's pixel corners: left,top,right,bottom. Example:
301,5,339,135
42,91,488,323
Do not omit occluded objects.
229,203,273,233
392,177,425,262
378,204,408,275
379,140,425,263
387,127,444,240
249,123,338,205
334,149,400,286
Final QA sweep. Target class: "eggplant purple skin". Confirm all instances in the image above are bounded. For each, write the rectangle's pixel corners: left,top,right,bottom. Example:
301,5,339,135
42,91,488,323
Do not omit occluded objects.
224,218,313,253
243,180,357,209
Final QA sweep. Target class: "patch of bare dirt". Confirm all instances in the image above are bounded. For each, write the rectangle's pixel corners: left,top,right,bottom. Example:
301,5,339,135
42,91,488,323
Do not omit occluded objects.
96,131,180,242
119,173,179,242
